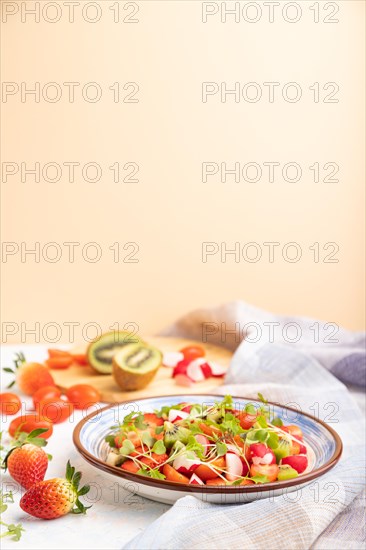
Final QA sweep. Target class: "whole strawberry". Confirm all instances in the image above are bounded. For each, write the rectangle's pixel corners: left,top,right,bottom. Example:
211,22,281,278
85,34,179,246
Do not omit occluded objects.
20,461,90,519
3,428,50,489
4,352,55,396
8,444,48,490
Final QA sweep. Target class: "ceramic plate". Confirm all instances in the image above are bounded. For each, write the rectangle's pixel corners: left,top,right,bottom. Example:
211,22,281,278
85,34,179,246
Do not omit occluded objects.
73,394,342,505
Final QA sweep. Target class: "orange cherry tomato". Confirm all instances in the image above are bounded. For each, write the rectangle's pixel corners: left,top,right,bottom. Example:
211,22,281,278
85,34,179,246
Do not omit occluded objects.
70,353,89,366
0,393,21,416
9,414,53,439
45,357,73,369
48,349,71,358
65,384,101,409
39,398,74,424
33,385,62,408
180,345,205,362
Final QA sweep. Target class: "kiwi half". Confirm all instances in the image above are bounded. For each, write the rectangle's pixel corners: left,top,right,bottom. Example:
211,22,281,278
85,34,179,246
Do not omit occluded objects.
164,421,190,448
112,342,162,391
87,331,143,374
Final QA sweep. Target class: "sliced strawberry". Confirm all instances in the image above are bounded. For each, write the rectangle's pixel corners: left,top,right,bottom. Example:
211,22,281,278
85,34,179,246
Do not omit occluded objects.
206,477,227,486
299,443,307,454
143,413,164,426
162,464,189,484
250,463,279,482
195,457,226,481
281,455,308,474
121,460,139,474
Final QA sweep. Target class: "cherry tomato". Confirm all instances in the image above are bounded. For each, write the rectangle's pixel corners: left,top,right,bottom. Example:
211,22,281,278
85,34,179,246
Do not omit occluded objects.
66,384,101,409
33,385,62,408
45,357,73,369
9,414,53,439
0,393,21,416
39,398,74,424
70,353,89,366
48,349,71,358
179,345,205,362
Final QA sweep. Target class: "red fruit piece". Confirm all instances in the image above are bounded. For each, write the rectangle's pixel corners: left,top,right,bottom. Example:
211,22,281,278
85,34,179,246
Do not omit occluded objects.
172,359,190,377
140,453,168,469
206,477,227,486
121,460,139,474
179,345,205,362
6,443,48,489
0,393,21,416
6,353,55,396
200,362,213,379
33,386,62,408
249,443,276,465
234,410,257,430
66,384,100,410
39,398,74,424
45,357,73,370
299,443,307,454
194,457,226,481
20,461,90,519
281,455,308,474
250,463,279,482
282,425,303,440
163,464,189,484
174,374,194,387
8,414,53,439
143,413,164,426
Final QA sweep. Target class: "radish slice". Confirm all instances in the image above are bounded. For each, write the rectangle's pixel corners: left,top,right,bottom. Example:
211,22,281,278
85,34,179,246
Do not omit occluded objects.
187,360,205,382
189,473,204,485
173,454,201,475
208,362,227,377
226,444,240,456
225,452,243,481
194,434,210,456
168,409,190,423
174,374,194,387
200,362,213,378
172,360,190,377
163,351,184,368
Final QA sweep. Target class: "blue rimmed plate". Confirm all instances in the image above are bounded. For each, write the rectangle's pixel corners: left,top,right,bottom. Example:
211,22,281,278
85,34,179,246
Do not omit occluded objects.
73,395,342,504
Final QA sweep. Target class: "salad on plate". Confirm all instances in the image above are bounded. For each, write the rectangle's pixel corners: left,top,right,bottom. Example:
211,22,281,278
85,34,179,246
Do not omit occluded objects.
105,395,309,486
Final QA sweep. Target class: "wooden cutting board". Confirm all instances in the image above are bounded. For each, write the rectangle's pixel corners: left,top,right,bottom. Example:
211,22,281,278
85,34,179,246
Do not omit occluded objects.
52,337,232,403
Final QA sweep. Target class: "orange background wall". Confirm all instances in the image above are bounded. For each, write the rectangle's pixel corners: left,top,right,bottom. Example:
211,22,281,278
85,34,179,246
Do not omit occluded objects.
1,1,365,344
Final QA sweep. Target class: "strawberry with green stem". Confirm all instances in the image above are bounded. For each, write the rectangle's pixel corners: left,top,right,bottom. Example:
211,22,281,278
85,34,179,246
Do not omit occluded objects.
20,461,91,519
2,428,51,489
4,352,55,395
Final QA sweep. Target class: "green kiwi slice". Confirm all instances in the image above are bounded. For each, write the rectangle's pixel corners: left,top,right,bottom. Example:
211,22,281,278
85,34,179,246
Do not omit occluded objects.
163,421,190,448
87,331,143,374
112,342,162,391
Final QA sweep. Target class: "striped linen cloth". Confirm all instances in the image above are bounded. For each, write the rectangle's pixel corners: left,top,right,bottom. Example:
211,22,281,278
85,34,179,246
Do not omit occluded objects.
124,303,365,549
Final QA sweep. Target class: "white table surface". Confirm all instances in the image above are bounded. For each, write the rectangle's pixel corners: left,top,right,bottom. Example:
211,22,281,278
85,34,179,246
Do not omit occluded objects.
1,346,171,550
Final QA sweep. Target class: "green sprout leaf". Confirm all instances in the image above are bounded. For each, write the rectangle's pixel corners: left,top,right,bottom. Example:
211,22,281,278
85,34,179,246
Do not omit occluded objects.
119,439,135,456
215,441,228,457
152,440,166,455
